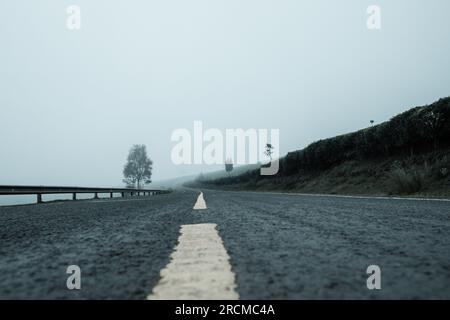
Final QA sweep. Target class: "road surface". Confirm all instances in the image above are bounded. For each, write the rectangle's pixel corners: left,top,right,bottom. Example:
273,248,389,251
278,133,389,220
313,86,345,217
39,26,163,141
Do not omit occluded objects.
0,189,449,299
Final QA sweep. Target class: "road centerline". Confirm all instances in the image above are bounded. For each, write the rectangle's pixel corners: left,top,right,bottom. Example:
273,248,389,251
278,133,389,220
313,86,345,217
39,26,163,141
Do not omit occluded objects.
147,223,239,300
193,192,207,210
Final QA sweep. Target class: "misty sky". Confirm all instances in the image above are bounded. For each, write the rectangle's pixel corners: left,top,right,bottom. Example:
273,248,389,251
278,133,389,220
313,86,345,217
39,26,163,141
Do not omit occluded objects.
1,0,449,186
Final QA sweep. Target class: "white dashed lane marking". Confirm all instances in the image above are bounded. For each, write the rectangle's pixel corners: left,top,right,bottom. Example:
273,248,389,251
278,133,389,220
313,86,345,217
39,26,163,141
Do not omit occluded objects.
193,192,207,210
147,223,239,300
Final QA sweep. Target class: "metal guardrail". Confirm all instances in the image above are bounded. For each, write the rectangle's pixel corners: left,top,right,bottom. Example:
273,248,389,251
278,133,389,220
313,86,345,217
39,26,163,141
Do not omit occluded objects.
0,185,171,204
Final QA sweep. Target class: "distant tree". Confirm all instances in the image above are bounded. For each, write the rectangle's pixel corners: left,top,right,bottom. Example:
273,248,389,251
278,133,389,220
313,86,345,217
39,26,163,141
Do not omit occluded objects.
264,143,274,161
123,145,153,189
196,172,205,183
225,158,233,174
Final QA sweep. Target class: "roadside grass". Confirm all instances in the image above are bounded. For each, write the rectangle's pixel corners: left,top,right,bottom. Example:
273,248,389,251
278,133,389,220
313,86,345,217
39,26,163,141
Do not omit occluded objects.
389,165,428,195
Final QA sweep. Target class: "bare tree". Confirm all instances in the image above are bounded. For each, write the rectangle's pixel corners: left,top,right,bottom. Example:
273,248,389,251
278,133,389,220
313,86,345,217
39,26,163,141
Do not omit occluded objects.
264,143,274,161
123,145,153,189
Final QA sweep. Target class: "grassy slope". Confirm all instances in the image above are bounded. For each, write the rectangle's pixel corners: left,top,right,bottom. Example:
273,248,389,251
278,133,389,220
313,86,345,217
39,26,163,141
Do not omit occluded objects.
189,98,450,198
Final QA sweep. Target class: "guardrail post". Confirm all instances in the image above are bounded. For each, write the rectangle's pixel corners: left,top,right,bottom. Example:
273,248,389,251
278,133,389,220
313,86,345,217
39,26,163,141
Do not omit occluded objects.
73,193,77,201
37,194,42,204
121,192,124,197
94,193,99,199
110,192,113,198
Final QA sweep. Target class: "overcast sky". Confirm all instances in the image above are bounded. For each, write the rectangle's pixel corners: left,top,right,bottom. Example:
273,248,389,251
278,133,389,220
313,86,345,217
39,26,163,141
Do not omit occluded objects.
1,0,449,186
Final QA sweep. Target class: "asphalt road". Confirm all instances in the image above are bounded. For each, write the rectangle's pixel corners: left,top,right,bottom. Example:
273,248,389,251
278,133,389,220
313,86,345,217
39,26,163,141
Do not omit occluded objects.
0,189,449,299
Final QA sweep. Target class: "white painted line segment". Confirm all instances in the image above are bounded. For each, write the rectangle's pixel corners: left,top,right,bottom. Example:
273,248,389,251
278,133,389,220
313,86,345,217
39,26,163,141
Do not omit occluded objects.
193,192,207,210
147,223,239,300
274,191,450,202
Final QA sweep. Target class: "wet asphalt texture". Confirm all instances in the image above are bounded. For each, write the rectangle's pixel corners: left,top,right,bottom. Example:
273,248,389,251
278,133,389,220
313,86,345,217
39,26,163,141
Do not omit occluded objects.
0,189,449,299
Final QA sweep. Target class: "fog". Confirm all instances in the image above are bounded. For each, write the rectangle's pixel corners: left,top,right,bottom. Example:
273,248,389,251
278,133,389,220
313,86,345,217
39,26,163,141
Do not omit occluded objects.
1,0,450,188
